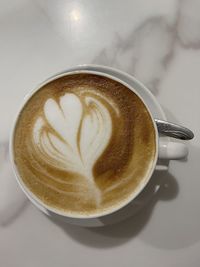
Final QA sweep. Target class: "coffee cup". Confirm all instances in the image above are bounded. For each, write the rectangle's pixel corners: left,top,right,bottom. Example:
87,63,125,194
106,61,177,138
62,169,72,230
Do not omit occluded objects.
10,65,193,226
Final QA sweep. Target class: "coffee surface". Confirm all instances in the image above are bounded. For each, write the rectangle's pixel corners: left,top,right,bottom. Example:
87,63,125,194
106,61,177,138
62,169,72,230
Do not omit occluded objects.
14,74,156,216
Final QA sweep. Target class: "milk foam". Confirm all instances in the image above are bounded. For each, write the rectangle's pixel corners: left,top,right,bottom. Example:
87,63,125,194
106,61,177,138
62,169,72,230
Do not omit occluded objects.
32,93,113,205
14,74,156,216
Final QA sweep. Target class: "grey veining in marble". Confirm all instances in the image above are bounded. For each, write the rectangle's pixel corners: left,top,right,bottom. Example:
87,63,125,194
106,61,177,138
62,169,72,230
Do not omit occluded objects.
0,143,27,226
0,0,200,266
94,0,200,95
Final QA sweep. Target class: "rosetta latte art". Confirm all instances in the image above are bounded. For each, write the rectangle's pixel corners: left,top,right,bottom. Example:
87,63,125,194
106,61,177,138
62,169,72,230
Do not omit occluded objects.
32,93,115,206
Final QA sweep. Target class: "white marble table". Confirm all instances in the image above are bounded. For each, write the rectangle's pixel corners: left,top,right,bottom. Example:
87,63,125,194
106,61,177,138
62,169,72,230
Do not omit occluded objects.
0,0,200,266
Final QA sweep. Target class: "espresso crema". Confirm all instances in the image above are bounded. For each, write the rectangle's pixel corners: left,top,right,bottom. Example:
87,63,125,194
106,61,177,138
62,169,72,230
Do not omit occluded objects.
13,74,156,216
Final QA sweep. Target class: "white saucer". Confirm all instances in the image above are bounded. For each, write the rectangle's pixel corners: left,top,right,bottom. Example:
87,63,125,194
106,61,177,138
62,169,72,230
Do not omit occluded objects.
45,65,170,227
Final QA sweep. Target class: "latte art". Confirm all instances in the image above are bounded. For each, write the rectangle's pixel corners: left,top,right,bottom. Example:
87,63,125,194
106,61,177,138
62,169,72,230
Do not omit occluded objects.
32,92,116,206
14,74,156,216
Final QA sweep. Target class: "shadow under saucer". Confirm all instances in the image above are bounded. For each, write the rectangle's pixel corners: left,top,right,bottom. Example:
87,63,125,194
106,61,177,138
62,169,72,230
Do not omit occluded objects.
48,170,178,248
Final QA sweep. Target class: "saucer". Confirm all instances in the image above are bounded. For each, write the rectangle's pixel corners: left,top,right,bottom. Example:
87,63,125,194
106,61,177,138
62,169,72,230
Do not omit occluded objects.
44,65,170,227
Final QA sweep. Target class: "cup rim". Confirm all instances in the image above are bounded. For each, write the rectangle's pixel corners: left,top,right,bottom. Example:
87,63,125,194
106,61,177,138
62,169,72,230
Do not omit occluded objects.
9,67,159,219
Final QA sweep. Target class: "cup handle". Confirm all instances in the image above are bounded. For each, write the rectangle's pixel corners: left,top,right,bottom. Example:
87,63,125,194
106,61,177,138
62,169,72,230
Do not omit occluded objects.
158,141,188,159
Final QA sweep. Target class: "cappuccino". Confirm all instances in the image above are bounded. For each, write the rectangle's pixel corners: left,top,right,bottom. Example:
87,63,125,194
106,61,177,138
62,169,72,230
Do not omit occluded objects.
13,74,156,216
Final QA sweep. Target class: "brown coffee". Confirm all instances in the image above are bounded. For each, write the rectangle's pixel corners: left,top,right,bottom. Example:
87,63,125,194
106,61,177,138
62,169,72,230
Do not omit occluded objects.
13,73,156,216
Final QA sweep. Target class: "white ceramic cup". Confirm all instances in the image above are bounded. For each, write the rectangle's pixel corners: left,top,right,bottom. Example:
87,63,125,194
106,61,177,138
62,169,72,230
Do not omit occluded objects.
10,65,189,226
